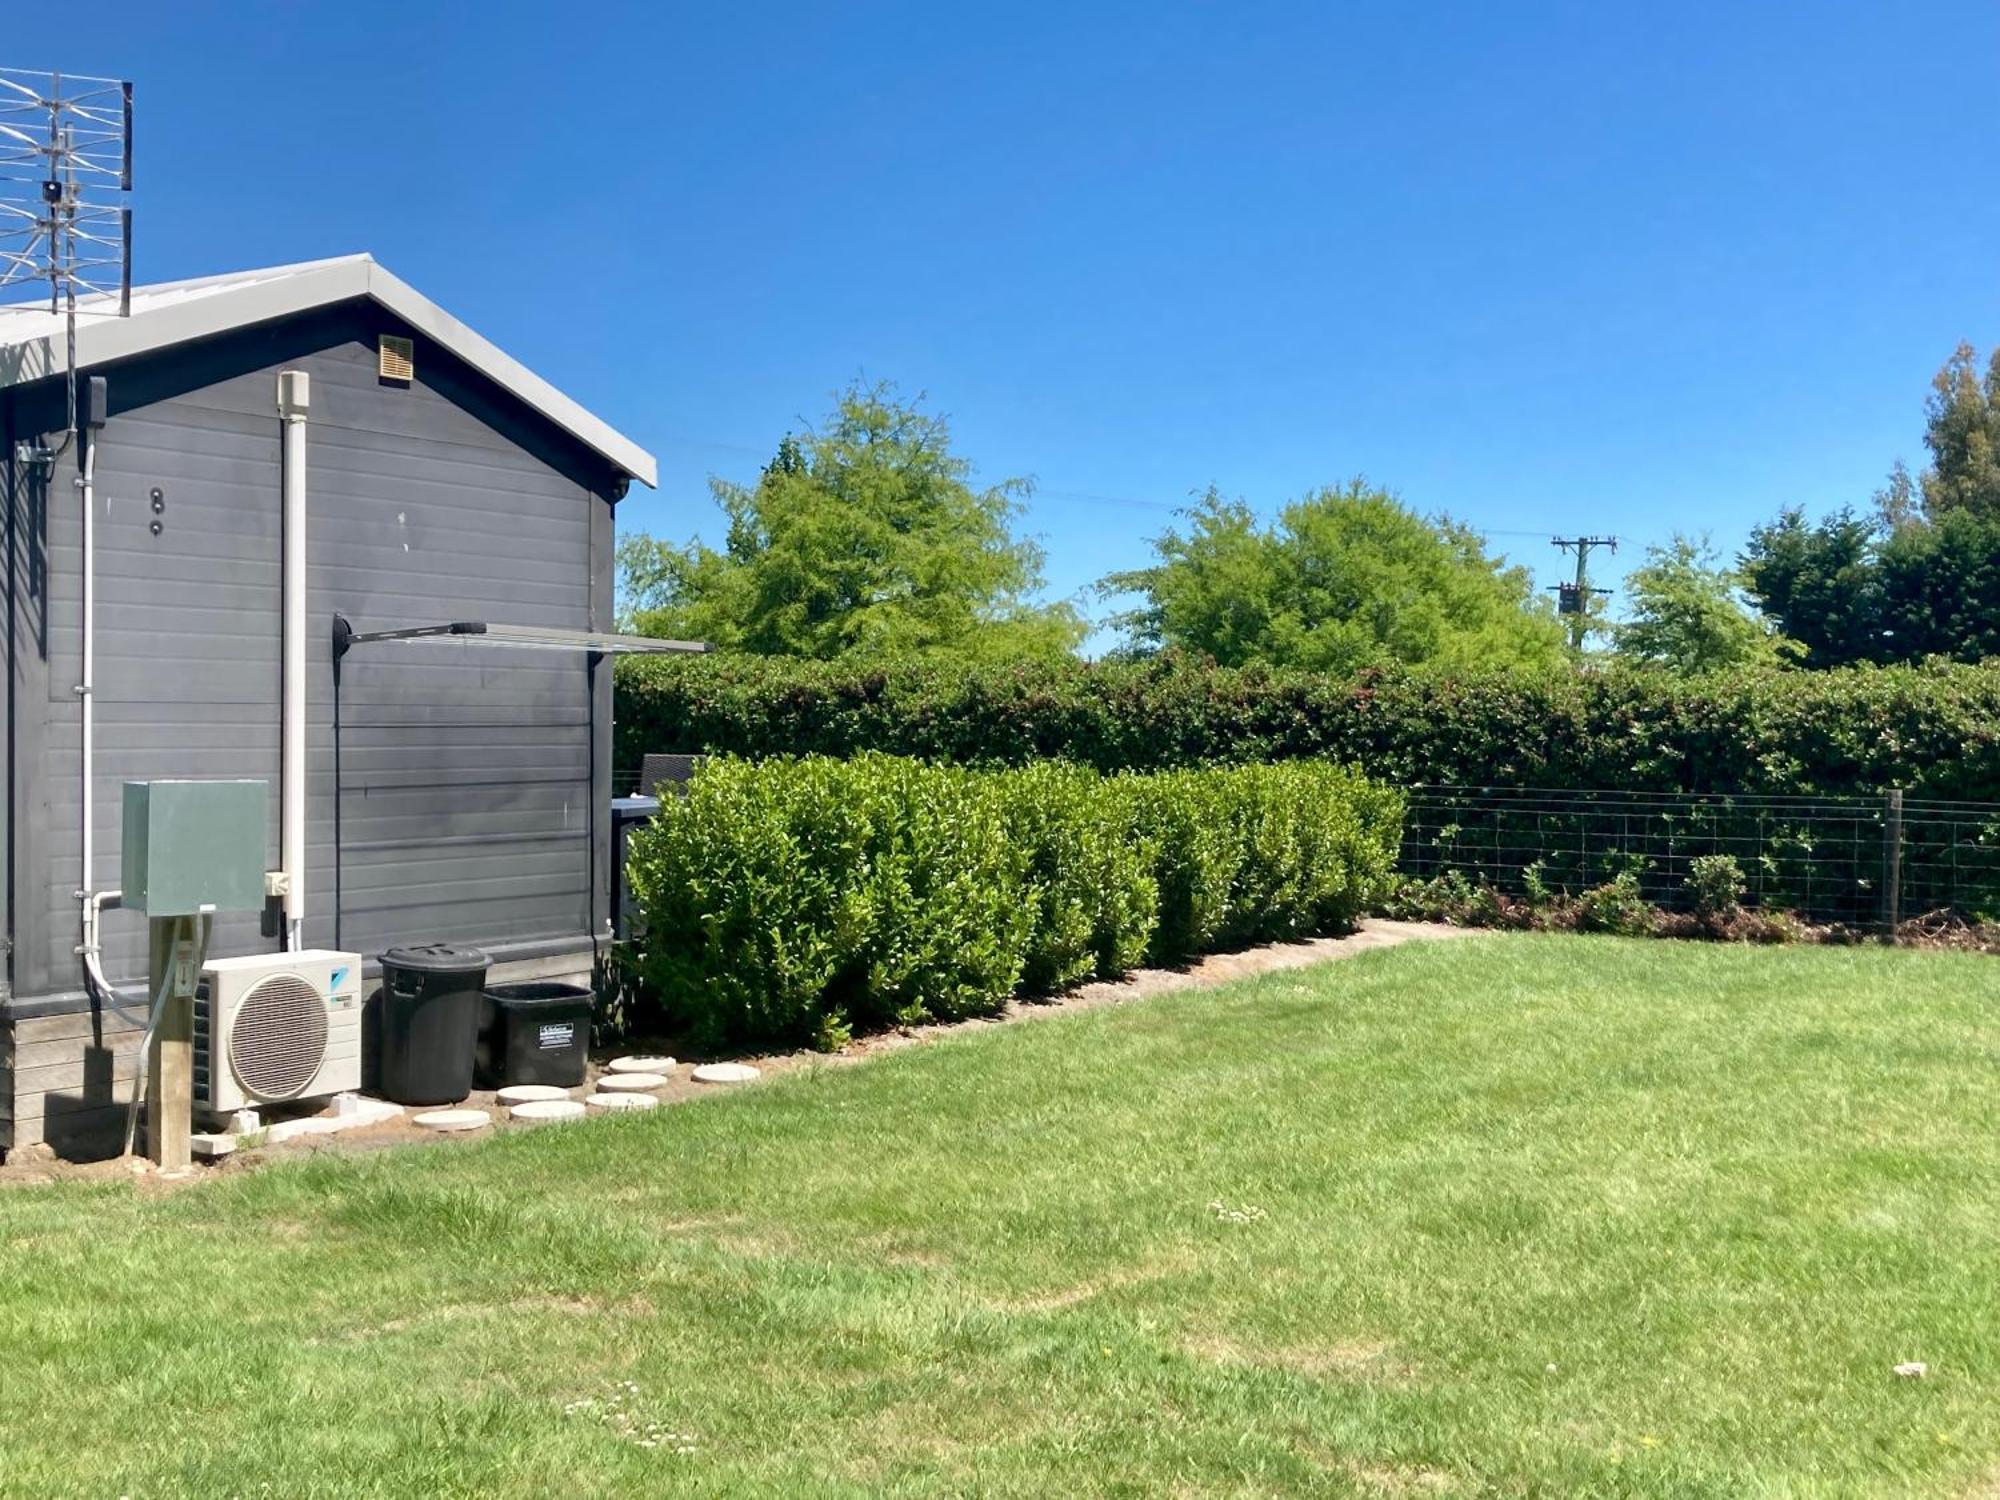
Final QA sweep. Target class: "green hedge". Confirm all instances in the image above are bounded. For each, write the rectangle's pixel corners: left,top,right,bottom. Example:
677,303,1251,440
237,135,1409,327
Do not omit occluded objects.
624,755,1403,1048
614,654,2000,799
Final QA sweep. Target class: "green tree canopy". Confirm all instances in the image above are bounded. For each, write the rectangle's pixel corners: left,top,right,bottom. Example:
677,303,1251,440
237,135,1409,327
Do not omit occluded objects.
618,384,1084,662
1614,534,1794,673
1741,508,1883,668
1918,342,2000,518
1877,506,2000,662
1743,340,2000,668
1742,504,2000,667
1100,481,1567,675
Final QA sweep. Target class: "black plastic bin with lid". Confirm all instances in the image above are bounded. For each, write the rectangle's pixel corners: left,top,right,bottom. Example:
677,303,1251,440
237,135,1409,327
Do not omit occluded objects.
476,982,594,1089
375,944,490,1105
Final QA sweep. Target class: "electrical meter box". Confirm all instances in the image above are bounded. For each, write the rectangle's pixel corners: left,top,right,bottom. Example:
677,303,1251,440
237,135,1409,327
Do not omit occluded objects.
121,780,270,916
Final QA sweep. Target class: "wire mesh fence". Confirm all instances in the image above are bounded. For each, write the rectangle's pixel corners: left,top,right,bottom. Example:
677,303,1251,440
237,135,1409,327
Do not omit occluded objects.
1399,785,2000,930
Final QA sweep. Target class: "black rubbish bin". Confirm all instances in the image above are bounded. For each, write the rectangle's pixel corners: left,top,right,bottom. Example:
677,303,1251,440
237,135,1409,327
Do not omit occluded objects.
377,944,490,1105
476,982,593,1089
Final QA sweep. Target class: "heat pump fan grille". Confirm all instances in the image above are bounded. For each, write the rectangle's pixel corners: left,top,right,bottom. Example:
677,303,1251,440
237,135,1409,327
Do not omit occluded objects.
229,972,329,1100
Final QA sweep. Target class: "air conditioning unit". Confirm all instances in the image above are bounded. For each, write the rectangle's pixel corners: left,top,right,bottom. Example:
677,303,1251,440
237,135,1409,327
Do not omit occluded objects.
195,950,363,1116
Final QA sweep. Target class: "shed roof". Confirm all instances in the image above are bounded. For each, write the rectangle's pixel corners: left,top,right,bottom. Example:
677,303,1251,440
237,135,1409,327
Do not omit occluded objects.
0,254,656,487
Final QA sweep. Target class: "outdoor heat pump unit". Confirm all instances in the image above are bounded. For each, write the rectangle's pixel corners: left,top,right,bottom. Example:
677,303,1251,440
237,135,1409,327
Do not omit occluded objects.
194,951,364,1116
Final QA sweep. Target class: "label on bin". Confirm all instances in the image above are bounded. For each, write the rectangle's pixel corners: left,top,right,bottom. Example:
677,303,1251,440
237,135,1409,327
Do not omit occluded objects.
539,1021,576,1050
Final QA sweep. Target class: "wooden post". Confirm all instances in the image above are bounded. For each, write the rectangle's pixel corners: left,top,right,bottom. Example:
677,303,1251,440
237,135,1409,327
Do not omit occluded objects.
147,915,195,1169
1883,788,1904,943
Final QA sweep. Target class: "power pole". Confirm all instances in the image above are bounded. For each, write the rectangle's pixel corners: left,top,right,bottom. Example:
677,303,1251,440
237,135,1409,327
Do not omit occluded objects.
1549,536,1617,653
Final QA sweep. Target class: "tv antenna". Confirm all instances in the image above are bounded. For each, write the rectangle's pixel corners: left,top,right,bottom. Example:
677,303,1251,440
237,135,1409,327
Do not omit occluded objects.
0,66,133,452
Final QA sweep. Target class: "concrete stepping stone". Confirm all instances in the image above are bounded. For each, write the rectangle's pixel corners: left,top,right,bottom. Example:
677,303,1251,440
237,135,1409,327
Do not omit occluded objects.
496,1084,572,1105
509,1099,586,1124
691,1063,760,1085
606,1055,676,1074
596,1072,669,1092
411,1108,491,1133
584,1091,658,1112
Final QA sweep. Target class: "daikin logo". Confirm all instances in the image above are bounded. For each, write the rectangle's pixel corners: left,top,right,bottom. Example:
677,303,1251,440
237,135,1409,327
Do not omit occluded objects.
330,966,352,991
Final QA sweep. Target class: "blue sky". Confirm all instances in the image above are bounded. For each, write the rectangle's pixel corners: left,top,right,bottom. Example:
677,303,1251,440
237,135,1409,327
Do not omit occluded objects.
35,2,2000,645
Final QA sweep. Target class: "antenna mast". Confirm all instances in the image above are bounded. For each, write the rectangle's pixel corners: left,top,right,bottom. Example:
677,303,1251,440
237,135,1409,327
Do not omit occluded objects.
0,66,134,450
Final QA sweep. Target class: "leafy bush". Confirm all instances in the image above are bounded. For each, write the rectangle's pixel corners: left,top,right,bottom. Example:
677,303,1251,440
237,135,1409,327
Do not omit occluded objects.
854,758,1036,1027
1384,872,1528,930
615,652,2000,800
622,756,877,1046
1575,872,1655,936
620,654,2000,923
1126,771,1241,963
1117,763,1403,964
625,755,1403,1047
1002,763,1157,992
1686,854,1747,924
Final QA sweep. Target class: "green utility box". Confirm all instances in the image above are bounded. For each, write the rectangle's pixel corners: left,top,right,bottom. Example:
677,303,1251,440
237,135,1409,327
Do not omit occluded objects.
121,780,271,916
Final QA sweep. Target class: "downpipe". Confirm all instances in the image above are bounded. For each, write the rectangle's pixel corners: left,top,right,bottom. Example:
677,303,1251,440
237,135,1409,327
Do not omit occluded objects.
71,388,105,996
279,371,310,951
75,431,97,953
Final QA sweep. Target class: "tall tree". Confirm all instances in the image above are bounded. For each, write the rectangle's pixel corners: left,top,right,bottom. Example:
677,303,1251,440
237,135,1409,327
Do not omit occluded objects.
618,384,1085,662
1740,508,1885,668
1918,342,2000,518
1100,481,1567,675
1744,341,2000,668
1614,534,1794,673
1877,507,2000,662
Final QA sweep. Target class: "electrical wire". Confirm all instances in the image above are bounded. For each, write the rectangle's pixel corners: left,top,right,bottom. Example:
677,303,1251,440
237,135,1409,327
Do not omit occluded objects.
652,436,1622,540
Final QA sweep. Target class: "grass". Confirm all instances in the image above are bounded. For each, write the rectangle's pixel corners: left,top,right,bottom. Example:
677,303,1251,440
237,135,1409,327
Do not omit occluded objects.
2,934,1998,1497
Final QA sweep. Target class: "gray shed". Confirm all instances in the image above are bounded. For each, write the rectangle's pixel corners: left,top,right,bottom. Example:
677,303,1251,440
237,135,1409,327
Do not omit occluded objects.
0,255,665,1157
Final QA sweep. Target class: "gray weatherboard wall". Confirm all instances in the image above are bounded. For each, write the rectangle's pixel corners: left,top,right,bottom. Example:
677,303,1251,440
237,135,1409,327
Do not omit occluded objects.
2,303,623,1153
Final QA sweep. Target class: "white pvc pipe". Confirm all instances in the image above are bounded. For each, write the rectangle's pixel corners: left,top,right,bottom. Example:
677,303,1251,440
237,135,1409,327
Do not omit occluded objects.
279,370,311,950
75,435,97,957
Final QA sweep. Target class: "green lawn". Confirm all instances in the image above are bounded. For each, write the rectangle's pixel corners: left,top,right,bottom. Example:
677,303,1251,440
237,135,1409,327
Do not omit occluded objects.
3,935,1998,1497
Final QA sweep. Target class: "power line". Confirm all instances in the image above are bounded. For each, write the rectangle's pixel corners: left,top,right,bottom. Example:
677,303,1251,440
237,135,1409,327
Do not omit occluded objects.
653,433,1632,545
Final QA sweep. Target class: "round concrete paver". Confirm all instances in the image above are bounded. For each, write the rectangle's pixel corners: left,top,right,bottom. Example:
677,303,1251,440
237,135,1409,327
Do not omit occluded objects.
596,1071,669,1092
411,1108,490,1133
509,1099,586,1124
584,1091,659,1112
496,1084,571,1105
691,1063,760,1085
606,1055,676,1074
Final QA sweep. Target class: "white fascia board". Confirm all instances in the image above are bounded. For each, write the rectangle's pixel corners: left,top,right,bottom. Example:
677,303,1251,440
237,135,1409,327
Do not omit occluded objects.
0,258,371,386
360,261,656,488
0,255,656,488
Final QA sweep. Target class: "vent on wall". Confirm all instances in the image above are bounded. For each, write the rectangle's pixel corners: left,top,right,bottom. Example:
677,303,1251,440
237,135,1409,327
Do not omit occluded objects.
378,334,415,382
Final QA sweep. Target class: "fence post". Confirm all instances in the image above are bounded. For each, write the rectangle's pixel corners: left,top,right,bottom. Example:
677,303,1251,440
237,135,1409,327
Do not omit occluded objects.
1883,788,1904,942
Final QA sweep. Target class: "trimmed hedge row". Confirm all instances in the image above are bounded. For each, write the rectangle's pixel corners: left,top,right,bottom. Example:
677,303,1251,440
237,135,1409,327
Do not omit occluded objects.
624,755,1403,1048
614,654,2000,799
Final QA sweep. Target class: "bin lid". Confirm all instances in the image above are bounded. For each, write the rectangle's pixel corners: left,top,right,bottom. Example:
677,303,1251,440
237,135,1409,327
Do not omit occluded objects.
381,942,491,974
486,981,593,1006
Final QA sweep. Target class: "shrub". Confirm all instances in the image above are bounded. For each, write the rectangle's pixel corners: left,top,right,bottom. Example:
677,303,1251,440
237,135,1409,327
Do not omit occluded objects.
625,755,1403,1047
855,758,1036,1027
618,654,2000,922
623,756,877,1047
614,652,2000,800
1002,763,1157,992
1686,853,1747,924
1126,771,1242,963
1384,872,1527,929
1575,872,1655,936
